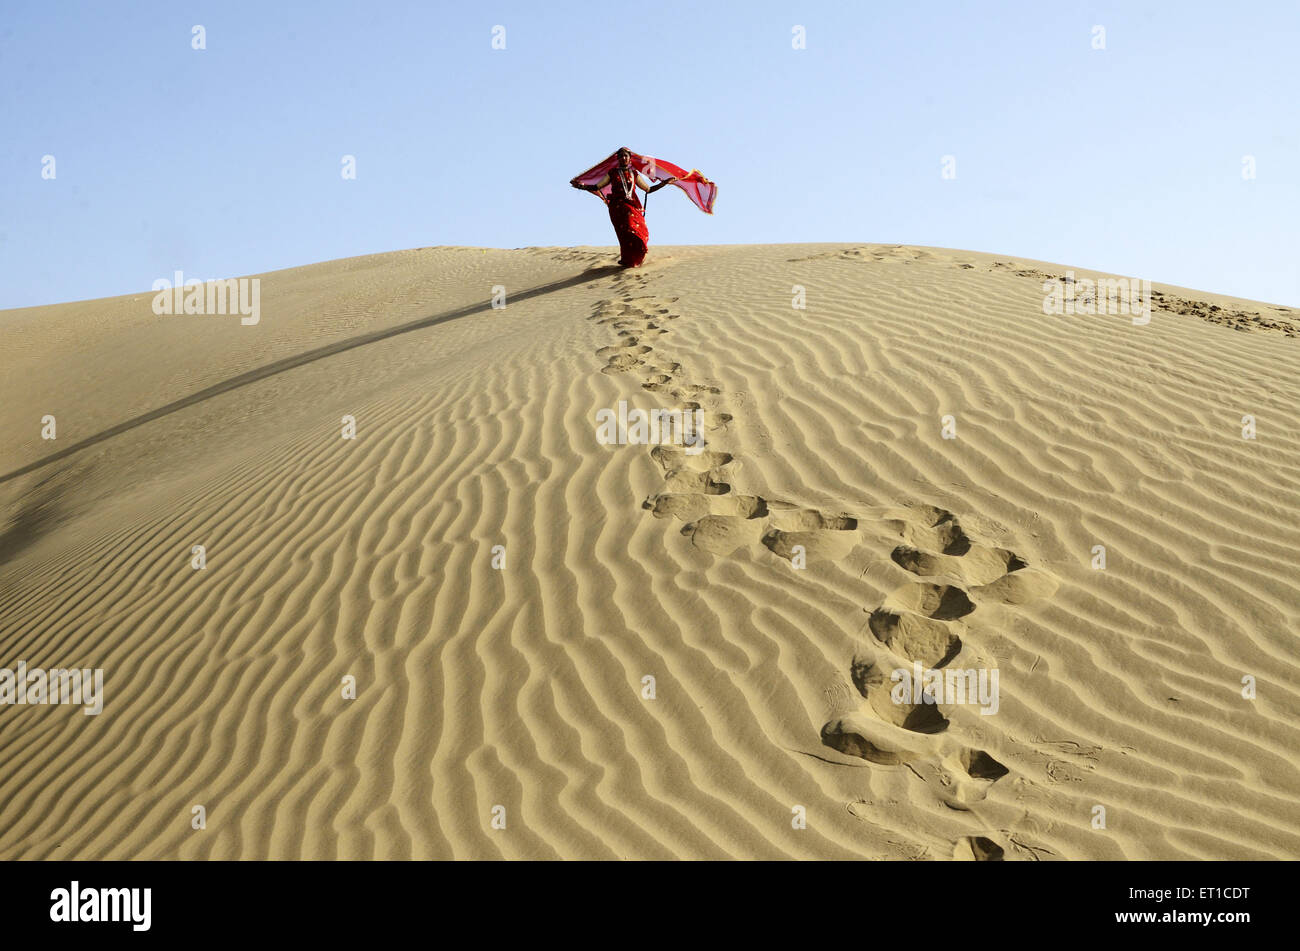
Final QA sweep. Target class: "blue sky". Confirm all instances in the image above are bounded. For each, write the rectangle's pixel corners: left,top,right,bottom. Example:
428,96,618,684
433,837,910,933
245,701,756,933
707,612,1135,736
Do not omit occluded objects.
2,0,1296,309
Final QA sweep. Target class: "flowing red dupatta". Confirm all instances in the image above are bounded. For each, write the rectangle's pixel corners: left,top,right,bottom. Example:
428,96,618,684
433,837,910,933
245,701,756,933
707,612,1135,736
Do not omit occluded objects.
570,148,718,214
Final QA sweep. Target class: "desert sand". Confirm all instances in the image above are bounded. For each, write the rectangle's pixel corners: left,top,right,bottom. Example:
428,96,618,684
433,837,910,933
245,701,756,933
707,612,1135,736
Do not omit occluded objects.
1,243,1298,859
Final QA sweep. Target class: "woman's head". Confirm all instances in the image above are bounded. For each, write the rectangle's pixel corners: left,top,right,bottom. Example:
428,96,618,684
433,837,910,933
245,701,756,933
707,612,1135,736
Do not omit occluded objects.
617,147,631,168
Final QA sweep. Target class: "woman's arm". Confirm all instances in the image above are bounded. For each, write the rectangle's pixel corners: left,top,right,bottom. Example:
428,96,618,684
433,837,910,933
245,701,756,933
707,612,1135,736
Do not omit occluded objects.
572,176,609,204
570,172,612,191
642,174,677,194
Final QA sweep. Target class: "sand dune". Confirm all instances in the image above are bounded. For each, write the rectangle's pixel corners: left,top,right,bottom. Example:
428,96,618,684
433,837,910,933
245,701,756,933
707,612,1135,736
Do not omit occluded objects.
1,243,1298,859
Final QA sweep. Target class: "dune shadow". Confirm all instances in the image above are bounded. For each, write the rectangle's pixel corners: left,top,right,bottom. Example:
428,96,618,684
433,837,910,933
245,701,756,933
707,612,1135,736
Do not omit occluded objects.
1,265,623,486
0,478,62,567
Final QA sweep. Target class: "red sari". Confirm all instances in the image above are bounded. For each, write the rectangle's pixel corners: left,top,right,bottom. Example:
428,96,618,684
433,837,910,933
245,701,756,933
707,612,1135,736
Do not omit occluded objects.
607,169,649,267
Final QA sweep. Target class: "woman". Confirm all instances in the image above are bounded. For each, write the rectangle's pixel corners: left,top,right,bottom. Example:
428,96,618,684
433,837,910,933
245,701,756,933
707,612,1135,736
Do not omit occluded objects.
573,148,675,267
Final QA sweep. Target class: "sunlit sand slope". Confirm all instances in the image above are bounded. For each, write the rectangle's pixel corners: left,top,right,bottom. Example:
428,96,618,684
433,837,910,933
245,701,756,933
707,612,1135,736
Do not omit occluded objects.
1,244,1297,859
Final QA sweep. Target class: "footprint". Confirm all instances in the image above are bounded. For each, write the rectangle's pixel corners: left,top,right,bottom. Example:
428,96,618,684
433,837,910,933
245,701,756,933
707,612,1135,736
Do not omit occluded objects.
867,610,962,669
895,509,971,555
761,505,860,564
601,352,647,374
768,506,858,533
938,749,1010,809
882,581,976,621
676,382,722,396
682,513,767,555
645,493,765,522
597,340,653,374
649,446,733,472
890,544,1026,586
596,342,651,357
887,508,1058,603
661,468,730,496
959,749,1010,781
867,582,972,668
820,713,933,765
850,653,950,734
953,836,1004,861
971,569,1059,605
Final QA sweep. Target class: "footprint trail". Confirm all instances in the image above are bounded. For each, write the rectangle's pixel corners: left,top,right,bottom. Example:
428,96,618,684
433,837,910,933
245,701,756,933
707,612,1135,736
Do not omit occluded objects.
589,267,1064,859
